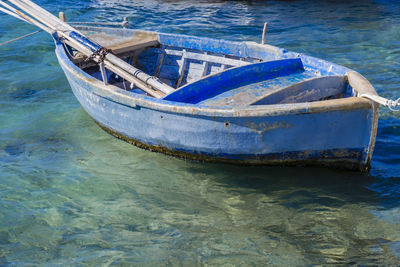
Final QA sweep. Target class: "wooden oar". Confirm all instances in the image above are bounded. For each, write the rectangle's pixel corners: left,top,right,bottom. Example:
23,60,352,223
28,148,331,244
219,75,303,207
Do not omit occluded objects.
6,0,175,97
0,6,29,22
1,0,163,97
0,1,52,33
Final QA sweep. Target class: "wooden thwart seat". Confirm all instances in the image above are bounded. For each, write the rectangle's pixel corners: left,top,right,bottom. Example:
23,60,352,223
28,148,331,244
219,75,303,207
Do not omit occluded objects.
109,38,159,54
163,58,305,104
161,48,250,68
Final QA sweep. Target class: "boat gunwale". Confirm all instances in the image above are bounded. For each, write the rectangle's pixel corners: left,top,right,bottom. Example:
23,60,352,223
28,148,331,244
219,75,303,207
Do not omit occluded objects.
55,28,376,118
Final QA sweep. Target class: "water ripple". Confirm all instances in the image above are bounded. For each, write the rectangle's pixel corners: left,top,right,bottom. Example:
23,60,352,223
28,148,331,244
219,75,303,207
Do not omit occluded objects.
1,0,400,265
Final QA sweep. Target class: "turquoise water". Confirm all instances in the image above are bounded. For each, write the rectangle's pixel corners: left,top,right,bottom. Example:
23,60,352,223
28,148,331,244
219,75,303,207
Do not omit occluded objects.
1,0,400,265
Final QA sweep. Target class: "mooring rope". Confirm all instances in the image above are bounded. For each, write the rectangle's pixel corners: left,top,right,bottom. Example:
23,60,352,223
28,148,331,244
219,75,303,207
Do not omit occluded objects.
360,94,400,111
68,18,129,28
0,29,42,47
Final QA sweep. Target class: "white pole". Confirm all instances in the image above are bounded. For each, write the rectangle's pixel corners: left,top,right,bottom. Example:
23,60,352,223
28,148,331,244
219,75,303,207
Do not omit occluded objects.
262,22,268,45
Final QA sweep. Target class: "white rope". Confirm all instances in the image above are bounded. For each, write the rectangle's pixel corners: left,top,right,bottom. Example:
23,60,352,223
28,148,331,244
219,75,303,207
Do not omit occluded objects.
0,29,41,46
69,21,122,26
68,20,128,28
360,93,400,111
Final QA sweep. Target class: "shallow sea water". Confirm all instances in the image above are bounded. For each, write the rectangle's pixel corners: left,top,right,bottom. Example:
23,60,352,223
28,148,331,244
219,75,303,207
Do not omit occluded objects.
0,0,400,265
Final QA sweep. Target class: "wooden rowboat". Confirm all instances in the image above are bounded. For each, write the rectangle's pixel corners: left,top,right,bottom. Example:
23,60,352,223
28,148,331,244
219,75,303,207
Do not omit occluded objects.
54,26,379,171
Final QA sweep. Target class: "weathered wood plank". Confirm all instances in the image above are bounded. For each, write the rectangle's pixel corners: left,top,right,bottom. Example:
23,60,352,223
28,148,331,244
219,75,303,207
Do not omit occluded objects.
222,55,229,70
153,52,165,76
163,48,248,67
201,52,209,77
175,49,187,87
199,71,317,107
110,39,159,54
186,61,206,83
248,75,346,105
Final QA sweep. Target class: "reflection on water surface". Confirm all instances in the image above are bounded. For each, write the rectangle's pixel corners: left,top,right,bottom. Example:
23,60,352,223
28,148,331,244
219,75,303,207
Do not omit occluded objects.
0,0,399,265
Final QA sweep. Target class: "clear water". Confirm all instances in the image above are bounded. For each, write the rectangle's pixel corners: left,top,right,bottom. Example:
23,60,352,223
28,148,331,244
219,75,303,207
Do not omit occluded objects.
1,0,400,265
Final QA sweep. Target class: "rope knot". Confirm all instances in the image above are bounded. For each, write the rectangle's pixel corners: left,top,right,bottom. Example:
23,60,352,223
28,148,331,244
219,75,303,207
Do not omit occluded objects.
388,97,400,111
86,47,111,63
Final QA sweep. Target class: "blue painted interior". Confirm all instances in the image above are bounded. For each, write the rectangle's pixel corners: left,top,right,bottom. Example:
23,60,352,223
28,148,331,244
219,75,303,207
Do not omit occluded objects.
77,29,354,107
251,75,347,106
198,71,317,107
163,58,304,103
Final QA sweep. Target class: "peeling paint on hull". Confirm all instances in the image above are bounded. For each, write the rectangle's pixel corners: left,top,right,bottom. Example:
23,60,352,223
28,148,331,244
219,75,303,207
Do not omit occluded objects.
95,119,369,171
